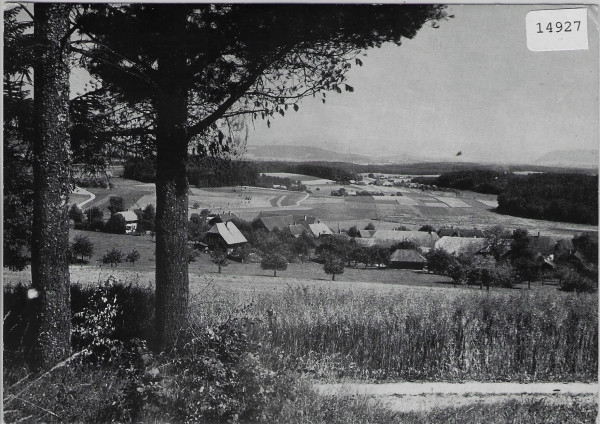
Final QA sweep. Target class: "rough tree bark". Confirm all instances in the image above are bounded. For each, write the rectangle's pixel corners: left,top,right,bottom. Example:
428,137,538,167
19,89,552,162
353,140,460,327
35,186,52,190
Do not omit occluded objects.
154,7,190,350
29,3,72,369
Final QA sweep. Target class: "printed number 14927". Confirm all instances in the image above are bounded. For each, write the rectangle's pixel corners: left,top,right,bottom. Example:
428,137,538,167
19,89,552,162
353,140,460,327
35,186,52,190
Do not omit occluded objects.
537,21,580,33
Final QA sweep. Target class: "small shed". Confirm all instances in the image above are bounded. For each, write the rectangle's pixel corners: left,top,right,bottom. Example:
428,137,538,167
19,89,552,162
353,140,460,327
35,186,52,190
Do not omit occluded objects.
389,249,427,270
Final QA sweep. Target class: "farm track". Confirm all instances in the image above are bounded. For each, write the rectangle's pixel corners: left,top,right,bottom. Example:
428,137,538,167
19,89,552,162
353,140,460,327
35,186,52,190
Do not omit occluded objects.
314,381,599,413
73,187,96,208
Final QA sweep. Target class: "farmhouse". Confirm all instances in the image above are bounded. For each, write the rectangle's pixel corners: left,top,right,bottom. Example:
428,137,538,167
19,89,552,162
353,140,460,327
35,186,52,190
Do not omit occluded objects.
253,215,332,238
204,221,247,250
116,211,138,234
434,236,488,256
389,249,427,270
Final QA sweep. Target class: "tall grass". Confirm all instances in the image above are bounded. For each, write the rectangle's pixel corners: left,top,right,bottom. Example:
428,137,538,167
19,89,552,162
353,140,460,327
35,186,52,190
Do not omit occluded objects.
191,285,598,382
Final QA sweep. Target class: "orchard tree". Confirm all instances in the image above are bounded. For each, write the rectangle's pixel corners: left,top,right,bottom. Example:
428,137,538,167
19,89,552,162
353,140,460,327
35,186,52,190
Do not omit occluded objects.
126,249,141,266
261,253,288,277
76,4,449,349
102,248,123,267
324,255,345,281
72,235,94,262
210,248,229,273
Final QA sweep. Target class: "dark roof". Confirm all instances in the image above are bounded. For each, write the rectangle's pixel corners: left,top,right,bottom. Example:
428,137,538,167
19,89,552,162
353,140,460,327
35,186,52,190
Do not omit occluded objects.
529,235,557,256
116,211,138,222
390,249,426,263
460,229,485,238
254,215,320,232
437,228,484,238
358,230,375,238
255,215,294,232
209,212,239,225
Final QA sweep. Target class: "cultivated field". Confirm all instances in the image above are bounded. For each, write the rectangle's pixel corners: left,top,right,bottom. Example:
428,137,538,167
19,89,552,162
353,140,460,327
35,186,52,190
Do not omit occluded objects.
77,171,598,240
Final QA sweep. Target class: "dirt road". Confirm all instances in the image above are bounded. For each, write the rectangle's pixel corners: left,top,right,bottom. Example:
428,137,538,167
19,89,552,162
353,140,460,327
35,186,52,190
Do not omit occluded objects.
314,381,598,413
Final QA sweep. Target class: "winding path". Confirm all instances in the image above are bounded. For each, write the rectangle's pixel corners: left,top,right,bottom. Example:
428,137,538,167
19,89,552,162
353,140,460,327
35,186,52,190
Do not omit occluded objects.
73,187,96,209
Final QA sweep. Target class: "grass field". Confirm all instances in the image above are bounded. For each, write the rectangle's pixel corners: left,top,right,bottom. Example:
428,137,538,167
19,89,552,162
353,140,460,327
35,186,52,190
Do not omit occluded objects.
6,263,597,384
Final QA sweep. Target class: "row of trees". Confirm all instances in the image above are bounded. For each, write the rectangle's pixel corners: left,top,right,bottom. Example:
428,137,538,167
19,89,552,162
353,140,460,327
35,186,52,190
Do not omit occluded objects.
5,3,448,367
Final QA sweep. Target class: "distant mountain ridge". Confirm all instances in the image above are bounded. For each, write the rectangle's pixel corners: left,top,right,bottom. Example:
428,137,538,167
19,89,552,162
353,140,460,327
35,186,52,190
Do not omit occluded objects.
243,145,428,164
535,149,598,169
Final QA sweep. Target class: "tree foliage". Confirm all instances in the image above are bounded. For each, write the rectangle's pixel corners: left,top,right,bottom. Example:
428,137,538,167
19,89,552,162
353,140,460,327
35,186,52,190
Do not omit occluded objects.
102,248,123,267
261,254,288,277
72,235,94,262
324,255,345,280
210,248,229,273
126,250,141,266
107,196,125,215
105,214,126,235
74,3,448,349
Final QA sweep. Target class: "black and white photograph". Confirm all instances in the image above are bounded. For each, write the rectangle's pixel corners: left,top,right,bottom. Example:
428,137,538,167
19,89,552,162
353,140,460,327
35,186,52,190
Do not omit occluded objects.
3,3,599,422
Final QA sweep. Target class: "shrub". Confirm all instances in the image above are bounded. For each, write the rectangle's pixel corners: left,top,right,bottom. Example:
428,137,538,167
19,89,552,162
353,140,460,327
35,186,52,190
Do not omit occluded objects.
133,317,282,423
261,253,288,277
103,248,123,267
364,222,375,231
72,235,94,262
558,267,596,293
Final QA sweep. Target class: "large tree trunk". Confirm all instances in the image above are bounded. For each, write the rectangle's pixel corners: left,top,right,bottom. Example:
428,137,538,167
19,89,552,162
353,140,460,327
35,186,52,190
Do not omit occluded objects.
29,3,72,369
154,8,190,351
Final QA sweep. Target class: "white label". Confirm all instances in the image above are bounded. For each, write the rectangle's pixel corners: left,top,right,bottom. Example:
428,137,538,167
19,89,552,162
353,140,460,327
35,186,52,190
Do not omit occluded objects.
526,8,588,51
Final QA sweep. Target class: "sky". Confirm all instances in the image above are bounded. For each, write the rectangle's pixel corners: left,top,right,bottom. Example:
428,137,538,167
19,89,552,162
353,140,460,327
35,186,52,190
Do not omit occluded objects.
244,4,599,164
